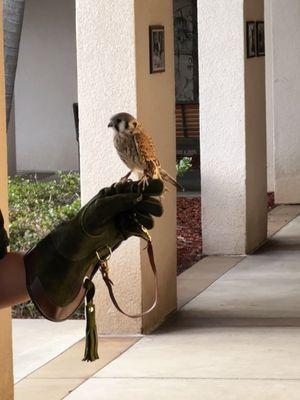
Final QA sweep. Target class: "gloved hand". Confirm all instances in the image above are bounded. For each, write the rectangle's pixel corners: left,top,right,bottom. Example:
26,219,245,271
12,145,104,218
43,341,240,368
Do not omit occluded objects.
53,178,164,261
24,179,164,322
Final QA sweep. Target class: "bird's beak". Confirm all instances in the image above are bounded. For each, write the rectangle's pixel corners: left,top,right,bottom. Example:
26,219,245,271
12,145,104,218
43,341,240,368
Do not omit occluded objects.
108,121,113,128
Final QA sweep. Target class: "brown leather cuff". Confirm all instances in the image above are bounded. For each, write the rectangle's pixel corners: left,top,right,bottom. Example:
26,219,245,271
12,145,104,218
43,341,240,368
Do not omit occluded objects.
26,269,94,322
24,236,95,322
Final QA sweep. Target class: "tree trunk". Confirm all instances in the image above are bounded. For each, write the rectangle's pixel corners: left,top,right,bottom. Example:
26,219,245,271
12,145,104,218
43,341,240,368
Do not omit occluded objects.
3,0,25,127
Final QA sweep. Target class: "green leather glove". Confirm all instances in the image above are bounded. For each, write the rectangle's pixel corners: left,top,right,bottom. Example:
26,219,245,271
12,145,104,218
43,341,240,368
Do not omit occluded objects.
24,179,164,322
53,178,163,261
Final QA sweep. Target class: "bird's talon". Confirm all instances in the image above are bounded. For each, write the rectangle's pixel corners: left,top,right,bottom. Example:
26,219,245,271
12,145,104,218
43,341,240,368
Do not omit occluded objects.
119,171,132,184
138,176,149,191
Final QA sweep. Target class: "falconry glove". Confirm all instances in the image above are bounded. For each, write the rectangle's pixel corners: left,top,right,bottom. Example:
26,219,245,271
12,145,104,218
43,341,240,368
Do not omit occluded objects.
24,179,164,361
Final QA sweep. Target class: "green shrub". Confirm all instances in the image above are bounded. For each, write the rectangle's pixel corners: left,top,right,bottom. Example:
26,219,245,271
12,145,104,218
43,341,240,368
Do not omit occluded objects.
176,157,192,177
9,172,80,252
9,172,83,318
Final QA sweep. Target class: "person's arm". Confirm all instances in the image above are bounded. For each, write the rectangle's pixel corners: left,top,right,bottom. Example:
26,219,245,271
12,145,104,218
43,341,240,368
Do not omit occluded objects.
0,210,29,308
0,252,29,309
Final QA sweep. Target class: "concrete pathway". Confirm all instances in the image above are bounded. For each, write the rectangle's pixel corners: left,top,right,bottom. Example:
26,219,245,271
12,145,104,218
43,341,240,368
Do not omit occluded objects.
13,205,300,399
65,215,300,400
13,320,85,383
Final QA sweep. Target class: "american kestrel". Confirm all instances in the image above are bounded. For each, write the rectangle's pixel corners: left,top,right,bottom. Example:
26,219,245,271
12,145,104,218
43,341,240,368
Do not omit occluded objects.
108,112,183,191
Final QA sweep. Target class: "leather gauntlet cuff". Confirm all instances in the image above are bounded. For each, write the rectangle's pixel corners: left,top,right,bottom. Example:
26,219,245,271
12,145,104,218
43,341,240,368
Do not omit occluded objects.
24,235,97,322
24,205,121,322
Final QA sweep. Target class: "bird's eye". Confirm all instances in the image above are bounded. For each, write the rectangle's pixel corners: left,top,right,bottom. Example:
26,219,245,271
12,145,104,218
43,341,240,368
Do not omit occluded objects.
116,119,121,124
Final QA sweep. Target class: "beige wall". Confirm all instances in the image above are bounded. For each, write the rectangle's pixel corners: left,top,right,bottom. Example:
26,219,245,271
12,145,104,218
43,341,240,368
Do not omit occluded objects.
76,0,176,334
244,0,267,252
0,1,14,398
135,0,177,332
14,0,78,173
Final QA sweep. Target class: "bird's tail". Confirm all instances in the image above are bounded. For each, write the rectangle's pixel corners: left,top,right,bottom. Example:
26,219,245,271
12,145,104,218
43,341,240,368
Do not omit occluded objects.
157,167,184,191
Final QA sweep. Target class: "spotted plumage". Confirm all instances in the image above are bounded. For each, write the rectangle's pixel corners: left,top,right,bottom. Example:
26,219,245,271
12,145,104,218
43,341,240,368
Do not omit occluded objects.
108,112,183,190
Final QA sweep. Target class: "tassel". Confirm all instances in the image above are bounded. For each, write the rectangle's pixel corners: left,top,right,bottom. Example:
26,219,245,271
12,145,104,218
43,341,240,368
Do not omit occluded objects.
82,278,99,362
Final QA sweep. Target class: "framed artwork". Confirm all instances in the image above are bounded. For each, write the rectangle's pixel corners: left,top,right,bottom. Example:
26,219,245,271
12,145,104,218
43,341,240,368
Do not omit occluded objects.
246,21,256,58
256,21,265,56
149,25,165,73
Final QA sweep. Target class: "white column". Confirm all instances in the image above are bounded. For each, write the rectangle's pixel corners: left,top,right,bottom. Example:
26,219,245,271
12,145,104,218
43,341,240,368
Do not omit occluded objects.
271,0,300,203
198,0,267,254
76,0,177,334
265,0,275,193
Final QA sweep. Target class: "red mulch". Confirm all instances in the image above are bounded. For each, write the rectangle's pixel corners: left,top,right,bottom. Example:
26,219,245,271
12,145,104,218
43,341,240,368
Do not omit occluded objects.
268,192,275,210
177,196,202,275
177,192,276,275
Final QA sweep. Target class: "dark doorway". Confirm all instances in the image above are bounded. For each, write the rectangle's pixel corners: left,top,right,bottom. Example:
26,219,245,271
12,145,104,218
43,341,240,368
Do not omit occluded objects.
174,0,200,192
174,0,202,275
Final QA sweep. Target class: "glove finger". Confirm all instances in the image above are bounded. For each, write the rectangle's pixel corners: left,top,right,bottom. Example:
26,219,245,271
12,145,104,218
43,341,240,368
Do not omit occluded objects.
111,180,137,194
119,217,149,241
97,180,137,197
99,179,164,198
96,182,133,197
99,181,133,196
141,179,164,196
84,192,142,227
116,179,164,196
136,197,163,217
134,211,154,230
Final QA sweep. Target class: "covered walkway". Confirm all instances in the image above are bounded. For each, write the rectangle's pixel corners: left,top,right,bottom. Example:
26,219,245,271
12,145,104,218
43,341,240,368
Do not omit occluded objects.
14,205,300,399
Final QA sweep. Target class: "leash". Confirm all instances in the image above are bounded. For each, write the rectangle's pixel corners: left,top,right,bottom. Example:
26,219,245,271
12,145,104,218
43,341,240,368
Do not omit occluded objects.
83,225,158,361
97,227,158,319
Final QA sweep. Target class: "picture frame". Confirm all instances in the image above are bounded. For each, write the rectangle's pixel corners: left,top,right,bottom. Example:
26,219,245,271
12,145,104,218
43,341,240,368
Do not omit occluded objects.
149,25,165,73
246,21,256,58
256,21,265,57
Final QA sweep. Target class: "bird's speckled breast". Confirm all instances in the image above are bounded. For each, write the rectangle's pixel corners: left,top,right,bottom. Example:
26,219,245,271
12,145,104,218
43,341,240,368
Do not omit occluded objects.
113,132,145,171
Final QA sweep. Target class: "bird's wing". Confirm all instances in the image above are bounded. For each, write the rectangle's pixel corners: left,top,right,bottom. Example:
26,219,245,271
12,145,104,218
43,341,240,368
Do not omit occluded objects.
133,130,159,165
133,130,160,177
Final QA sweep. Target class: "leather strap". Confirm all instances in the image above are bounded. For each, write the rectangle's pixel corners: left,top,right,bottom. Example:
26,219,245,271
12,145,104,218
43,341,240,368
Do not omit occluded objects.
99,241,158,319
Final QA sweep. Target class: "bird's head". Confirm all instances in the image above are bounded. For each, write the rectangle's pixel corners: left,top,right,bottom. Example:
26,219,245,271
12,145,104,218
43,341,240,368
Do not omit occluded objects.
108,112,138,134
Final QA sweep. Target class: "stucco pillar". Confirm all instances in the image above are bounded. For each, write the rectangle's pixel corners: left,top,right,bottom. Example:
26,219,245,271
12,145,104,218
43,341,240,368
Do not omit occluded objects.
265,0,275,193
76,0,176,334
198,0,267,255
270,0,300,203
0,1,14,398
